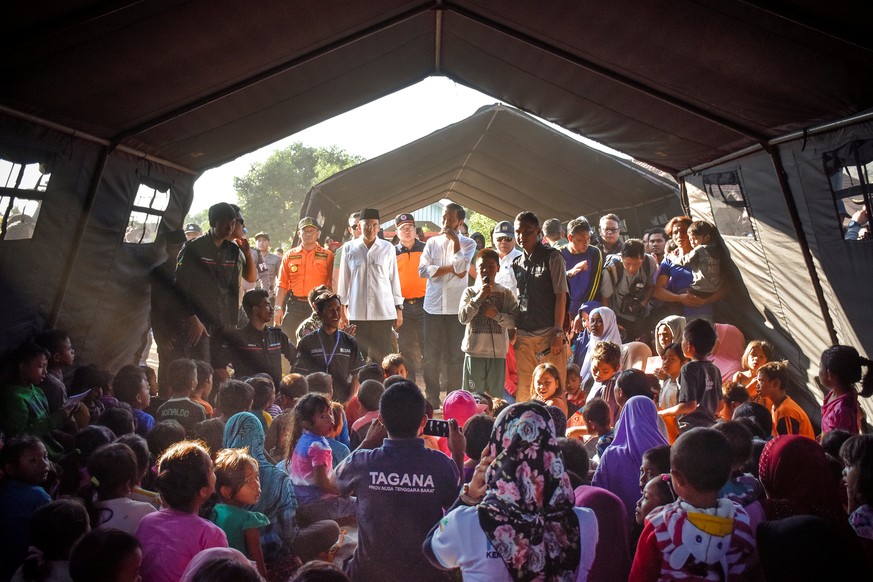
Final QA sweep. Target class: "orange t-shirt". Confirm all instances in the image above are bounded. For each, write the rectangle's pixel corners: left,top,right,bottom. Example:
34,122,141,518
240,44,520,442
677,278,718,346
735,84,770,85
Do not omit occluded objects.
277,244,333,297
772,396,815,439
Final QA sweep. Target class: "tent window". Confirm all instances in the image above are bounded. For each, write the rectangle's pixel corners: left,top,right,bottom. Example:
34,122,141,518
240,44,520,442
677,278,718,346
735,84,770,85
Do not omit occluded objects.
0,158,50,241
823,139,873,241
124,182,170,244
701,171,756,239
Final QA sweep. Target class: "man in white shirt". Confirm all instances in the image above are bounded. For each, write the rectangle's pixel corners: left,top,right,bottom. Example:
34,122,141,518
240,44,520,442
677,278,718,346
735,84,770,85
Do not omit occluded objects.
418,203,477,406
338,208,403,363
492,220,522,297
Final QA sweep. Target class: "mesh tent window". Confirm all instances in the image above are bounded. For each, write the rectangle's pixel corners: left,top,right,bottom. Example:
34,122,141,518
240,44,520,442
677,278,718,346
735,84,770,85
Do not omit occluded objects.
823,139,873,241
124,181,171,244
701,170,757,239
0,157,50,241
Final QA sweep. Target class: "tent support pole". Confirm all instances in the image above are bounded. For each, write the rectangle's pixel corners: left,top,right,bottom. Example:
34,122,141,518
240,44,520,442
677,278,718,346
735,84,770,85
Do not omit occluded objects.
765,147,839,345
48,144,113,326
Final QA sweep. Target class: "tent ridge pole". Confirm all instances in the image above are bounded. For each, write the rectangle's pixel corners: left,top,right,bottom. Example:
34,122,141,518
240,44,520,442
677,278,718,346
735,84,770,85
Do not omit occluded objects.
48,142,115,326
444,3,767,143
765,146,839,345
434,0,444,72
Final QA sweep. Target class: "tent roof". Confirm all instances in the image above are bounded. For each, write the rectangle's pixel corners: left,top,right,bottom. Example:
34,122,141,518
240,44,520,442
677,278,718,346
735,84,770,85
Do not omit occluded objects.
304,104,678,223
3,1,873,174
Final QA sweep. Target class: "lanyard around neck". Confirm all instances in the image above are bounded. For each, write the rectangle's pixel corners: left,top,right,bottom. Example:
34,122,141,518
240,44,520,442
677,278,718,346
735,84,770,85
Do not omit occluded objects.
318,330,341,369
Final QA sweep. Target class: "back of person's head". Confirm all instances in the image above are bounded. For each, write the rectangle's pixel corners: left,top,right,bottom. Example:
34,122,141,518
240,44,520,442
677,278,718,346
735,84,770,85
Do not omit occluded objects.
556,437,589,486
70,364,113,396
615,369,652,403
279,373,308,403
207,202,236,226
682,318,717,357
464,414,495,460
381,353,407,377
97,402,135,436
821,429,852,460
642,444,672,475
491,398,510,418
70,529,141,582
732,401,773,436
305,372,333,397
592,341,622,369
153,440,213,510
23,498,89,580
88,443,139,500
115,433,151,481
34,329,70,357
291,560,350,582
214,448,258,499
542,217,562,239
687,220,715,240
112,364,147,404
620,238,645,259
357,362,385,384
247,375,275,410
195,360,214,388
671,428,732,493
383,374,407,389
758,360,789,390
581,398,611,428
379,381,426,438
840,434,873,505
147,420,187,459
741,340,774,370
168,359,197,395
188,419,226,459
712,421,754,471
722,382,750,407
821,345,873,398
218,380,254,417
357,379,385,412
191,558,263,582
242,289,270,317
59,427,114,493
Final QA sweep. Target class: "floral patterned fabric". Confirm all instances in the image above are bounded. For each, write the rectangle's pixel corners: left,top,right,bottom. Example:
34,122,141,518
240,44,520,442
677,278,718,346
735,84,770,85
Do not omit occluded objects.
477,401,581,581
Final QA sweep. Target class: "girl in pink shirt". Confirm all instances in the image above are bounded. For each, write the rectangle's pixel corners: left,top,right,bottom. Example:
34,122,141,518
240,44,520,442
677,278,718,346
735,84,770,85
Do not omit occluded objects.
819,345,873,436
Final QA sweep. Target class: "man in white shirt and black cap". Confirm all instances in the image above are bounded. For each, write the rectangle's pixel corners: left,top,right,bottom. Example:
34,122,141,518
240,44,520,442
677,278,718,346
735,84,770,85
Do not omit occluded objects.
338,208,403,363
492,220,522,297
418,202,477,406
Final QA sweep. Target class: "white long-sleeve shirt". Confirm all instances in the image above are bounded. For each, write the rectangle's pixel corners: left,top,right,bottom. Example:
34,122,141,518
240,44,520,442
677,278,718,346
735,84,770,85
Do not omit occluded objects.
338,238,403,321
495,247,522,297
418,233,478,315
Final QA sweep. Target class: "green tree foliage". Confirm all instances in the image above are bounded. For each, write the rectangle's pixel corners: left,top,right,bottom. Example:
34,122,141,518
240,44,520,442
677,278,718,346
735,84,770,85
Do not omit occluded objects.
465,211,498,247
232,143,364,245
185,207,209,232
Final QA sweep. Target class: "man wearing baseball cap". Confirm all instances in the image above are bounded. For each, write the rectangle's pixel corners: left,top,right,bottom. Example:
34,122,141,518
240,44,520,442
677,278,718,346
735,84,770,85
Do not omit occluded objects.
184,222,202,241
492,220,522,296
274,217,334,346
394,212,427,379
253,231,281,303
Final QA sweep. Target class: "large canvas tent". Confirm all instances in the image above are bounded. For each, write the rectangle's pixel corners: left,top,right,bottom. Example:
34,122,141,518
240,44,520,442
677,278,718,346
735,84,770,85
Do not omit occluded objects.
1,1,871,418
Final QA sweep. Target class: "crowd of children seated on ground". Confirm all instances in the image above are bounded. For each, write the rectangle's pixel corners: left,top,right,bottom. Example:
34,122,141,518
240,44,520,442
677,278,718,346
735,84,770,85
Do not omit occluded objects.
1,319,872,581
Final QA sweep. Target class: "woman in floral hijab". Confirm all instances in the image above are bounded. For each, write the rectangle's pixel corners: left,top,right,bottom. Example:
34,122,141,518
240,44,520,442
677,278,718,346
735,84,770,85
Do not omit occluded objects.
427,401,598,581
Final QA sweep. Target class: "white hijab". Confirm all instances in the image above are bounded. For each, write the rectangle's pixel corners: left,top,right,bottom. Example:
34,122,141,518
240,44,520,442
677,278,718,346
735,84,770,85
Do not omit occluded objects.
580,306,623,387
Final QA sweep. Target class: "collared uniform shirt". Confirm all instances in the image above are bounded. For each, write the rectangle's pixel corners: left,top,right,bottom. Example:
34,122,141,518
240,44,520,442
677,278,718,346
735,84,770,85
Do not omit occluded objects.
175,235,245,329
396,239,427,299
495,247,523,297
277,244,334,298
217,323,297,387
419,233,477,314
295,329,364,403
338,238,403,321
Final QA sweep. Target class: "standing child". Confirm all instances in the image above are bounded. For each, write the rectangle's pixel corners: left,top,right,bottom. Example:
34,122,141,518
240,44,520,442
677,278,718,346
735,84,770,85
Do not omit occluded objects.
673,220,722,299
0,436,52,581
655,343,685,410
532,362,569,415
630,428,756,581
658,319,721,434
757,361,815,439
458,248,518,397
85,443,156,535
585,340,622,422
819,345,873,436
113,365,155,437
210,448,269,578
192,360,215,418
732,340,774,408
156,359,207,433
135,441,227,582
840,434,873,540
283,394,356,524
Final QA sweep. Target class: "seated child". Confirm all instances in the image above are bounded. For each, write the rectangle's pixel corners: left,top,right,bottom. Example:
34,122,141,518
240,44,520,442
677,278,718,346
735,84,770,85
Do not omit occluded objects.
57,426,114,496
349,379,385,449
458,248,518,397
188,419,226,461
719,382,750,422
629,428,756,581
192,360,215,418
639,445,671,492
732,340,774,409
211,448,270,578
585,341,622,423
85,442,157,535
97,402,136,436
70,365,113,423
248,375,277,430
566,362,586,414
673,220,722,298
136,441,227,582
634,474,676,545
276,373,308,411
712,421,766,532
381,353,408,378
156,359,207,433
283,394,356,524
34,329,75,412
344,363,385,428
615,369,655,409
0,436,52,581
116,433,162,509
113,365,155,437
840,434,873,540
658,319,721,434
532,362,568,415
655,342,685,410
146,420,186,463
11,498,89,582
757,361,815,439
582,398,614,461
472,392,493,416
462,413,495,483
69,529,142,582
215,379,254,421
